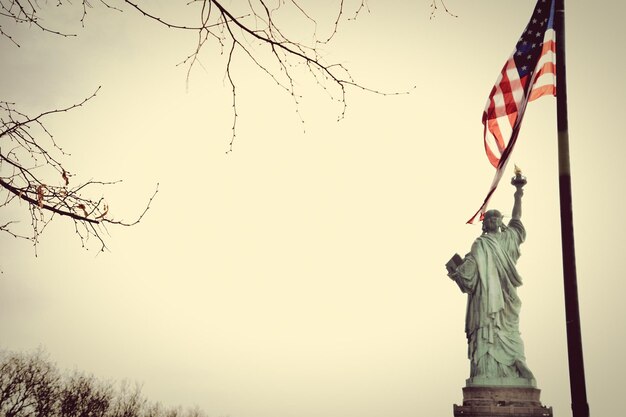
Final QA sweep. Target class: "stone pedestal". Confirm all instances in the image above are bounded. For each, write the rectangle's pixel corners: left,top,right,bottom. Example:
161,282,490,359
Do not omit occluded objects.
453,386,553,417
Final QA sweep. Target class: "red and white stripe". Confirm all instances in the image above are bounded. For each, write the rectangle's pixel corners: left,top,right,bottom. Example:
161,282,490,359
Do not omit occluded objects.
468,20,556,224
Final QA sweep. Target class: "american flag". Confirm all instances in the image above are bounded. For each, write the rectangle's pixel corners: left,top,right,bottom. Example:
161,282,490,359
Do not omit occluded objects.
468,0,556,224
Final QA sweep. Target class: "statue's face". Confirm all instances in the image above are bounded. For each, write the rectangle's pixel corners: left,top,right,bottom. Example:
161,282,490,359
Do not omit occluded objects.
483,214,502,233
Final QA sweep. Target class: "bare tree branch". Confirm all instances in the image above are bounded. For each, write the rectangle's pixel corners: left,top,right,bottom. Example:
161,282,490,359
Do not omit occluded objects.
0,0,79,45
430,0,458,20
2,1,412,153
0,92,158,253
0,0,418,254
120,0,407,151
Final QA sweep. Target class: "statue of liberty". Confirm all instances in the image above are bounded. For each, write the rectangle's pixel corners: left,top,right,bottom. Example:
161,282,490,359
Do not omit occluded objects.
447,170,535,387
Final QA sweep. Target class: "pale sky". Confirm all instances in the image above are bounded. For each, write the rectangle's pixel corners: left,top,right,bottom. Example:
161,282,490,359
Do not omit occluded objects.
1,1,624,416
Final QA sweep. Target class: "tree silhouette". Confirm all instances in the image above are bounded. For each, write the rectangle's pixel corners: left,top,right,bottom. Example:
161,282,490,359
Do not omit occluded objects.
0,349,211,417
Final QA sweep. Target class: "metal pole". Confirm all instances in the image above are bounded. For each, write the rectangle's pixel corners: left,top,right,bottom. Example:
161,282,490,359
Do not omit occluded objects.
554,1,589,416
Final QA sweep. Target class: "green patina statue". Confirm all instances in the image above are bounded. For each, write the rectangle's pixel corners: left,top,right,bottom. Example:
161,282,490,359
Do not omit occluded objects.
447,170,536,387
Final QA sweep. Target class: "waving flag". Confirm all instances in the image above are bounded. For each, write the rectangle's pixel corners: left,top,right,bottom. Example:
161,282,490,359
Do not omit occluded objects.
468,0,556,224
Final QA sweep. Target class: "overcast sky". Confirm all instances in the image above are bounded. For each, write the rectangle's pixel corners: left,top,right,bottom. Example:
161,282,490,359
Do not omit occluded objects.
1,1,624,416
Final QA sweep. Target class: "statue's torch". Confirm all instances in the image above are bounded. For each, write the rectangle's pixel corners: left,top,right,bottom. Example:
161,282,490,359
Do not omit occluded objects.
511,165,527,188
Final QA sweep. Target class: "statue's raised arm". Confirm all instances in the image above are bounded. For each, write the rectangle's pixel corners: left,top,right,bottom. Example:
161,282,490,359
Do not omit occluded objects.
511,165,526,220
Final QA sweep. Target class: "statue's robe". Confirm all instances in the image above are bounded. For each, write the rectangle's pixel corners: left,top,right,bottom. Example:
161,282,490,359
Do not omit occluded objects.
453,219,532,380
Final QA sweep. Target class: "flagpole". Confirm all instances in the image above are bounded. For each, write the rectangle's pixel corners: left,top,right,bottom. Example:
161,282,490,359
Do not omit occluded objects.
554,1,589,416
